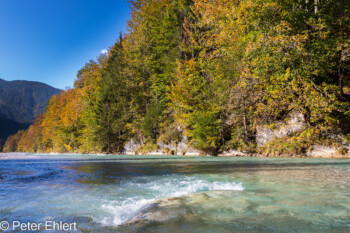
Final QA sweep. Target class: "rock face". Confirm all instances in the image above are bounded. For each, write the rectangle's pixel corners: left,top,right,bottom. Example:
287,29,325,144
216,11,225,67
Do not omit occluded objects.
255,112,350,157
123,136,202,156
306,146,338,158
256,112,306,146
123,139,142,155
156,136,197,155
122,111,349,157
219,150,247,157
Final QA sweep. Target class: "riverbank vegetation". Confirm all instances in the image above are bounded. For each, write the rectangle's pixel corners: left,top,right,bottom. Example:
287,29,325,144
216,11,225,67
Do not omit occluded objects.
3,0,350,156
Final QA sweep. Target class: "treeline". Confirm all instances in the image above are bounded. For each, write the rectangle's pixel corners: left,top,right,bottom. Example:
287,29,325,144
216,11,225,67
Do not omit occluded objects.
4,0,350,155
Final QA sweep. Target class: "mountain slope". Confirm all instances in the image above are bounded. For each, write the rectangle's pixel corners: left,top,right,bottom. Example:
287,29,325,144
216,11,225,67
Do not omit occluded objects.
0,118,30,147
0,78,61,124
0,78,61,150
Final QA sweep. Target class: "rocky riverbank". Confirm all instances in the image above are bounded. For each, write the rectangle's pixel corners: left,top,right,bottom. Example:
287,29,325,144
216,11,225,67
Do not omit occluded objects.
120,112,350,158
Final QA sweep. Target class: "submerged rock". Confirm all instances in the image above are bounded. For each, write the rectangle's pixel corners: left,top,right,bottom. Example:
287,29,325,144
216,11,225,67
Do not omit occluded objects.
117,189,325,233
122,191,241,227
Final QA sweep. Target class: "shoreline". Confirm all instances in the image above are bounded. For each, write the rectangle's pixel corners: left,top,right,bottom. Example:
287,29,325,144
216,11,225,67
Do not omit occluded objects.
0,151,349,159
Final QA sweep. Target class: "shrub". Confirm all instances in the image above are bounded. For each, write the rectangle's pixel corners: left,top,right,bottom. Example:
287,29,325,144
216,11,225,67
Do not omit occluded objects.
337,147,349,155
135,142,159,155
162,147,175,155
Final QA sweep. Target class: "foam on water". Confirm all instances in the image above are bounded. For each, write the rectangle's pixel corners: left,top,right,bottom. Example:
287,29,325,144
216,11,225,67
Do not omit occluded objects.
98,175,244,226
0,153,41,160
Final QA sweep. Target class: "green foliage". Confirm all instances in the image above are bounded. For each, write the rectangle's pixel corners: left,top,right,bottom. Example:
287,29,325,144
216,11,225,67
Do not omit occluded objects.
4,0,350,156
189,112,221,155
257,132,314,157
135,142,159,155
337,147,349,156
162,147,175,155
257,129,345,157
157,121,182,145
141,104,162,140
341,135,350,144
93,38,130,153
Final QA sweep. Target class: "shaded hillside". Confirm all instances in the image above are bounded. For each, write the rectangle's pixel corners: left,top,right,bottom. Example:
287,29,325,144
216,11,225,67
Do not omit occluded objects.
0,118,29,149
0,78,61,124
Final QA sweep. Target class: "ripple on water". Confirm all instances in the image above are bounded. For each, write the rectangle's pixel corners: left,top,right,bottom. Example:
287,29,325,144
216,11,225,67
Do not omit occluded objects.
118,190,350,233
98,175,244,226
1,155,350,233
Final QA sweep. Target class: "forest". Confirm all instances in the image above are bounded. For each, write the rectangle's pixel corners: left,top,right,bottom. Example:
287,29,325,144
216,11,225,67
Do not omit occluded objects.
3,0,350,156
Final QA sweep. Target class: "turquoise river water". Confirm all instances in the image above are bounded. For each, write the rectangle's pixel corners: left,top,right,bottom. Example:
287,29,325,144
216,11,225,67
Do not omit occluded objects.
0,154,349,232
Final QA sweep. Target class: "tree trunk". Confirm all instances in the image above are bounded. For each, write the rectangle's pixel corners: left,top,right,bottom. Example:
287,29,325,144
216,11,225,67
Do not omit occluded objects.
305,0,309,12
243,111,248,141
339,68,344,96
314,0,318,14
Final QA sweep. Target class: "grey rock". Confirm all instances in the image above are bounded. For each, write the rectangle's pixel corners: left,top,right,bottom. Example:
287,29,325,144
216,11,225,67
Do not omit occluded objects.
256,112,305,146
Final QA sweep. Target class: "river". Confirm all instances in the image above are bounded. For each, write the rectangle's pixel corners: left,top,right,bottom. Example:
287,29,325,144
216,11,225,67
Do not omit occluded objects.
0,154,349,232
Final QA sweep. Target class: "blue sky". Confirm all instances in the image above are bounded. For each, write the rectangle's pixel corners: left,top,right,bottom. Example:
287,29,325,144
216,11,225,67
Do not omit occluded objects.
0,0,130,89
